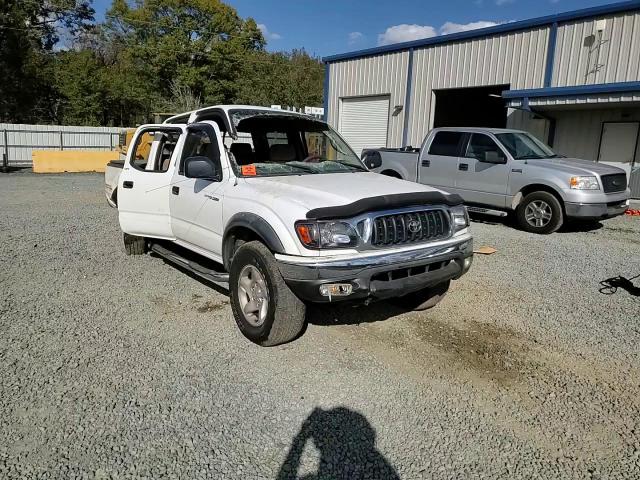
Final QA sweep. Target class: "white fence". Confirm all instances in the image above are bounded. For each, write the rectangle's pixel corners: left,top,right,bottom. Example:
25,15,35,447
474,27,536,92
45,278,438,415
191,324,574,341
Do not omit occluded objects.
0,123,124,167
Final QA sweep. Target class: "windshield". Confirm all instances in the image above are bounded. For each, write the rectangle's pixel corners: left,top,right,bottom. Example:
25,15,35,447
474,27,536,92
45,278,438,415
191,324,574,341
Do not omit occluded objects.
495,132,559,160
227,111,365,177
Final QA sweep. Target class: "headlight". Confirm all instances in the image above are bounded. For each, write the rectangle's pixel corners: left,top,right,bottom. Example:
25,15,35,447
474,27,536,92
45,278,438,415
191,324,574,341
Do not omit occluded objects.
570,176,600,190
450,205,469,233
295,221,358,249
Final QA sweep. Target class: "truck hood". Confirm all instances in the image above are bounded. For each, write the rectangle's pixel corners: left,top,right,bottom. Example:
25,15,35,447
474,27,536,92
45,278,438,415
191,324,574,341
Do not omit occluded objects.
524,157,626,176
239,172,448,211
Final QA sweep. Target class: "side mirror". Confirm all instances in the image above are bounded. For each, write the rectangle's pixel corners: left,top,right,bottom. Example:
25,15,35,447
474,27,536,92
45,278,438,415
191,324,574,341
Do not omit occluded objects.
184,156,220,181
362,151,382,169
483,150,507,164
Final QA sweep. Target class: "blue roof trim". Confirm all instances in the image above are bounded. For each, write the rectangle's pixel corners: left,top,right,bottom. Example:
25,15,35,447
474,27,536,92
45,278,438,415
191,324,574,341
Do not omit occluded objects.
323,0,640,63
503,81,640,99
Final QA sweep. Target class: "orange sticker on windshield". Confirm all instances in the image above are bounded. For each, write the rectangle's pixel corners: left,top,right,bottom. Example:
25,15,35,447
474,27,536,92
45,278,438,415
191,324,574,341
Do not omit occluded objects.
241,165,257,176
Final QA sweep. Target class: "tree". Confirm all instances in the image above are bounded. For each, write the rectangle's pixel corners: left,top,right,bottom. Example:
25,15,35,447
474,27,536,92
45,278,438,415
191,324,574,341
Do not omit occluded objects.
0,0,94,122
104,0,265,105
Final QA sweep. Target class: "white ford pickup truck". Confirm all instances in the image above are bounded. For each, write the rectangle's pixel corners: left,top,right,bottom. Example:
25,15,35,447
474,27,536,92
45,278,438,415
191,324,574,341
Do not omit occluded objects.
105,106,473,346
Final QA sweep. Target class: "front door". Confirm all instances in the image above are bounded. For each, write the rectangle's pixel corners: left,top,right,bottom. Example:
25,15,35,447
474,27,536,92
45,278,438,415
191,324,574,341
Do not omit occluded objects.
456,133,510,207
598,122,639,177
118,125,185,239
170,122,228,263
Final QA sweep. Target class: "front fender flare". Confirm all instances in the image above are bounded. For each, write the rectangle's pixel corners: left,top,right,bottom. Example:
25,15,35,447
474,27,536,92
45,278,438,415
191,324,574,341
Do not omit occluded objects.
223,213,285,268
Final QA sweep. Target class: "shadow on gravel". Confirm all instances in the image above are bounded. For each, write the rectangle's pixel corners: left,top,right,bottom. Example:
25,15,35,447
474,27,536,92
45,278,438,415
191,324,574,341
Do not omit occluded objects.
560,220,603,233
306,302,405,327
148,251,229,296
470,212,605,233
277,407,400,480
599,274,640,297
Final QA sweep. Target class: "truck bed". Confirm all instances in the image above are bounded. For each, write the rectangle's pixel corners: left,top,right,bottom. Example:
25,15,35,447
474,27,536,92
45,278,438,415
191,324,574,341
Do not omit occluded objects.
364,148,419,182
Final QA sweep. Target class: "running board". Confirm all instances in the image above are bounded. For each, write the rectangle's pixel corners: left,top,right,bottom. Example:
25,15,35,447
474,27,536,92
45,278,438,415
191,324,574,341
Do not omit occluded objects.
467,206,508,217
149,242,229,287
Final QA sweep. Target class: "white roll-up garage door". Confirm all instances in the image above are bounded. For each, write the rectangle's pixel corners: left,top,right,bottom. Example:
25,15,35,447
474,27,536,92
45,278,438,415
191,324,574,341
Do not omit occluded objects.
338,96,389,156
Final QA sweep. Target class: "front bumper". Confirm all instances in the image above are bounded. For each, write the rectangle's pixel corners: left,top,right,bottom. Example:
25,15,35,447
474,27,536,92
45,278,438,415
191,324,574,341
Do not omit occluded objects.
565,199,629,219
276,238,473,303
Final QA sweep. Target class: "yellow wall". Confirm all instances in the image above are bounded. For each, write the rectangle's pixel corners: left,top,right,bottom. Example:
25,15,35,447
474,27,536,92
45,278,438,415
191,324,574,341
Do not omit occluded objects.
32,150,120,173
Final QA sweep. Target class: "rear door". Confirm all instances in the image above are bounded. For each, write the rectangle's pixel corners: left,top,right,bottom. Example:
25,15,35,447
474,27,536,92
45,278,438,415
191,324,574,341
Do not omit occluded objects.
456,133,510,207
418,131,465,192
118,125,185,239
169,122,228,262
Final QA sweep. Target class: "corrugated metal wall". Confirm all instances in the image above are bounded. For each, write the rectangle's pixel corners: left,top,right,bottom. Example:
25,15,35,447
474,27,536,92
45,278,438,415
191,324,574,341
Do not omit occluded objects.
406,27,550,146
551,107,640,161
0,123,122,166
552,11,640,87
327,51,410,148
506,109,550,142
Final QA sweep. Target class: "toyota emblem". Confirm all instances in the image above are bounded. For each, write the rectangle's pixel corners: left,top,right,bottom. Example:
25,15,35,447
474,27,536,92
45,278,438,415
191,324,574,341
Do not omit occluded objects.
408,219,422,233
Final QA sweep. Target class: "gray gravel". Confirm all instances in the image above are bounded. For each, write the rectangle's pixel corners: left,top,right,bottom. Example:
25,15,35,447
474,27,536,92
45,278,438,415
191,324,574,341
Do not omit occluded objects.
1,172,639,479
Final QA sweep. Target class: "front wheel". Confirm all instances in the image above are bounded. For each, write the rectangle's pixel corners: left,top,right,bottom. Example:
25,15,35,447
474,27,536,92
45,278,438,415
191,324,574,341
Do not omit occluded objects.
229,241,306,346
516,191,564,234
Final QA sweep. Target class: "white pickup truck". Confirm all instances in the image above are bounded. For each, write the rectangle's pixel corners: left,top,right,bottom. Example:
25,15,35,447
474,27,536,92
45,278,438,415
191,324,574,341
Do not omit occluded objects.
105,106,473,346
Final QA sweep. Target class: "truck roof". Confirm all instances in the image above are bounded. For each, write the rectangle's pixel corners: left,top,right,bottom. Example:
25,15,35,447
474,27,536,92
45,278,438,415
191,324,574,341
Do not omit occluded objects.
164,105,312,125
431,127,527,135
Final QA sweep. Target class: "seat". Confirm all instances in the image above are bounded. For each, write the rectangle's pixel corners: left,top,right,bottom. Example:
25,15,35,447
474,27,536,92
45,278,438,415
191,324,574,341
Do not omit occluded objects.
269,143,296,163
230,143,255,166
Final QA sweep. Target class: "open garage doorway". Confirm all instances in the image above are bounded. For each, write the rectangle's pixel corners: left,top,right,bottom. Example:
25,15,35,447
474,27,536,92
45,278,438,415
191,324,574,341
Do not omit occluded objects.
433,85,509,128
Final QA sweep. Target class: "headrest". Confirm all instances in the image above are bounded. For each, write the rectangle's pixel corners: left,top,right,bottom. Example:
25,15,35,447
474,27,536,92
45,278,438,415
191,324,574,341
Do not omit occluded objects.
269,143,296,163
230,143,255,166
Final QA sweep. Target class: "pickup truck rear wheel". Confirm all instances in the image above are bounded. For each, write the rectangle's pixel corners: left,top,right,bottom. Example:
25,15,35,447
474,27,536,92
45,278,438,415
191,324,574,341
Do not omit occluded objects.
123,233,146,255
393,281,450,311
516,191,563,234
229,241,306,346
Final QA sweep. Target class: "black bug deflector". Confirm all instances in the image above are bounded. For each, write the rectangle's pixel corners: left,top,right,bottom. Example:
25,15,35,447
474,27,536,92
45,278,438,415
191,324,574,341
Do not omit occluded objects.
305,192,464,220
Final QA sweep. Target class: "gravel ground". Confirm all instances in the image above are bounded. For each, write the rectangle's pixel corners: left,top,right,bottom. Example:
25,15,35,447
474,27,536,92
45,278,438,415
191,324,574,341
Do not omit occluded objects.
1,172,639,479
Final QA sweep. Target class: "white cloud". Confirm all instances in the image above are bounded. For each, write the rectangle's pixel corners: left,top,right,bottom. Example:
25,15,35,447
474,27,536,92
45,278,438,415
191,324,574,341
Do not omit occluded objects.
348,31,364,45
257,23,282,41
377,24,437,46
440,20,501,35
495,0,515,5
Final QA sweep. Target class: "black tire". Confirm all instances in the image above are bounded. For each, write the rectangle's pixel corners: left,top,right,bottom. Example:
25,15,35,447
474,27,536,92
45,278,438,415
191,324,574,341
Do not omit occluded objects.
393,281,450,311
516,191,564,234
229,241,306,346
123,233,145,255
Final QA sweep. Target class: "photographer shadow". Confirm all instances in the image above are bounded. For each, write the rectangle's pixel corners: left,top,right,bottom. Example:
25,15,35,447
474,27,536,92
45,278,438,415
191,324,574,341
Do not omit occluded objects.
276,407,400,480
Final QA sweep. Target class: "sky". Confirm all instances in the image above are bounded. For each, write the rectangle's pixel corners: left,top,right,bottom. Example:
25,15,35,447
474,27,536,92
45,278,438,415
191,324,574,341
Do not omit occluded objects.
91,0,622,58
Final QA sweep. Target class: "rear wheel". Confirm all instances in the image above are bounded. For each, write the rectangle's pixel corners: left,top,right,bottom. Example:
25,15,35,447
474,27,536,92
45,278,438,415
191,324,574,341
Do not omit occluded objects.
516,191,563,234
393,281,450,311
123,233,145,255
229,241,306,346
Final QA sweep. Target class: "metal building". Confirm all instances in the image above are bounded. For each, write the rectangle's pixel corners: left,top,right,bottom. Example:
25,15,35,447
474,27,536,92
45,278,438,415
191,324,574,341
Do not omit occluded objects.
322,1,640,195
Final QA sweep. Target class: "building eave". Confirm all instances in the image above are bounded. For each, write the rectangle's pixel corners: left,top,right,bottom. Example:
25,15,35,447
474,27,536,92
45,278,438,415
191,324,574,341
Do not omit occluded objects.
322,0,640,63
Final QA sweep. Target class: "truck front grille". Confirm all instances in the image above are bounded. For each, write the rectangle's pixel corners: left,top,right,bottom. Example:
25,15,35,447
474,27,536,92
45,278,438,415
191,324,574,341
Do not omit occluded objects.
372,210,450,246
601,173,627,193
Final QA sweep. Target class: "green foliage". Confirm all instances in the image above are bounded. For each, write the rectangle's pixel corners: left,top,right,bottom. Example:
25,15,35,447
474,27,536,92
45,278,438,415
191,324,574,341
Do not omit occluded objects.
0,0,94,122
0,0,324,126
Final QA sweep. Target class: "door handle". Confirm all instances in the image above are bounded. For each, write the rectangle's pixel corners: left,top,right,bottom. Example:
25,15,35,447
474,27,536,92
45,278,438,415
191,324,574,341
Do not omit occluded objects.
421,159,431,167
172,186,180,195
123,181,134,189
459,163,469,171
